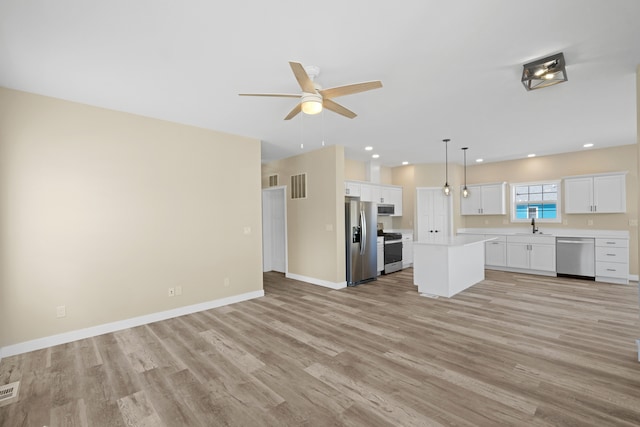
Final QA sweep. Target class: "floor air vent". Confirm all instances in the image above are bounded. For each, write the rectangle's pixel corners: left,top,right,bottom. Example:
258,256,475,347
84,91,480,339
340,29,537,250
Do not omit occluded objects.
0,381,20,406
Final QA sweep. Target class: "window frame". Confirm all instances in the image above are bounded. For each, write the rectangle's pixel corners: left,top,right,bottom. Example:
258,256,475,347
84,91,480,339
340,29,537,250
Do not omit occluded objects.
510,180,562,223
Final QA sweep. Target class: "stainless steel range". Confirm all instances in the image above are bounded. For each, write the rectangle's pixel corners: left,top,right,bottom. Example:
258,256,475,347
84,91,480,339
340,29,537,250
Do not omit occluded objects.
383,232,403,274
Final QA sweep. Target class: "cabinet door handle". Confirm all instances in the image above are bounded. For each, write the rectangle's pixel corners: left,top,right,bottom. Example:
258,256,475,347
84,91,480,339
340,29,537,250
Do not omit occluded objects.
606,268,617,272
606,254,616,256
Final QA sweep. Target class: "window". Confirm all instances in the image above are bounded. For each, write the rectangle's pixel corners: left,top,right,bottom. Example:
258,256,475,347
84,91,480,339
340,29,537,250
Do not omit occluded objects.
510,181,561,223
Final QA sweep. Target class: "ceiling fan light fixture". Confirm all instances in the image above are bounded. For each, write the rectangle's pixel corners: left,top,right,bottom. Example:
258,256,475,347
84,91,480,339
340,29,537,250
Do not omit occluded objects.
522,52,567,91
301,93,323,115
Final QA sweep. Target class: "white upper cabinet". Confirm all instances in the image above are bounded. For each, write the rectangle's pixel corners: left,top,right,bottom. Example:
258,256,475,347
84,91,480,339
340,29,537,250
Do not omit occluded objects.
460,183,506,215
386,186,403,216
564,173,626,214
345,181,403,216
360,183,374,202
344,181,361,197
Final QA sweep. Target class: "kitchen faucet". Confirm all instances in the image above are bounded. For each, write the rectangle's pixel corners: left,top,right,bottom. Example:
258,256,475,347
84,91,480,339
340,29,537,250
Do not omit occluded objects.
531,218,539,234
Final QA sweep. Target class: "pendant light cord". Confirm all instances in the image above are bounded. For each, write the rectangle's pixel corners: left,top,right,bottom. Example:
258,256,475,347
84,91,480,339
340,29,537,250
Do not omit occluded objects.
444,139,450,184
463,148,467,185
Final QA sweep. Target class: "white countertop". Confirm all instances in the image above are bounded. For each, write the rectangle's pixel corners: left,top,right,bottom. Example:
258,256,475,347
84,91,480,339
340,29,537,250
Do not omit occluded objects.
457,228,629,239
415,235,495,247
383,229,414,235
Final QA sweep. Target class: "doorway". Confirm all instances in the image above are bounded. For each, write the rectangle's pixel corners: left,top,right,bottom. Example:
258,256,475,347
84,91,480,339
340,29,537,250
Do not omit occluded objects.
262,186,287,273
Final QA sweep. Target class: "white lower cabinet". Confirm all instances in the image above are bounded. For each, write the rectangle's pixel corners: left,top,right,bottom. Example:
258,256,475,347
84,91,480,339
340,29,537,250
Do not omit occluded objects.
595,238,629,284
506,235,556,274
402,233,413,268
485,235,507,267
459,230,630,283
377,237,384,274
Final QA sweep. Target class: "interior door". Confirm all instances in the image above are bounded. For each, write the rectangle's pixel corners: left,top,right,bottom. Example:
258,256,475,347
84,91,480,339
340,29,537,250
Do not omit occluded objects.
416,188,452,241
262,187,287,273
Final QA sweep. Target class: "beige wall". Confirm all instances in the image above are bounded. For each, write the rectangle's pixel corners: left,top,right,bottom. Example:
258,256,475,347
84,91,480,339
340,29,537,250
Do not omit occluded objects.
344,160,392,185
262,145,346,284
380,166,392,184
0,88,264,349
345,158,366,181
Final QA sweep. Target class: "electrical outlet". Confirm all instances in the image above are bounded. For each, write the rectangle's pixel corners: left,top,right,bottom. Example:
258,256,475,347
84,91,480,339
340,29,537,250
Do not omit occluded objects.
502,219,508,224
56,305,66,318
224,277,230,287
587,219,594,226
176,286,182,296
484,219,489,225
563,219,568,225
243,226,251,235
325,224,333,232
168,287,175,297
630,219,638,227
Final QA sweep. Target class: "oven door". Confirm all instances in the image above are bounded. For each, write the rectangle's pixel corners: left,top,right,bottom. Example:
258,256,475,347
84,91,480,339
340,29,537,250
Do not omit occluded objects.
384,241,402,264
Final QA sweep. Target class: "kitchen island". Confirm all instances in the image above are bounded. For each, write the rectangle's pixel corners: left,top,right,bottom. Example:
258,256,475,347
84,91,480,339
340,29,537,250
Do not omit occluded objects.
414,235,495,298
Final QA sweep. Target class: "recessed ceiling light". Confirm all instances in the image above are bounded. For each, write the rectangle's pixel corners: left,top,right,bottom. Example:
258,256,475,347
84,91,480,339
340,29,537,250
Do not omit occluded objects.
583,143,594,148
476,158,484,163
365,146,373,151
372,154,380,159
402,161,409,165
527,154,536,158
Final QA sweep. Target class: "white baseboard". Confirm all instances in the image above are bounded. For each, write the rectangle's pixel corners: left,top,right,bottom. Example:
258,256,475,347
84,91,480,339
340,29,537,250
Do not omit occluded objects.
0,289,264,360
286,273,347,289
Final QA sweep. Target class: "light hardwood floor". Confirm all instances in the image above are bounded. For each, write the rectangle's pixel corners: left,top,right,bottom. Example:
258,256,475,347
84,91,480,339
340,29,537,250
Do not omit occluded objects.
1,269,639,426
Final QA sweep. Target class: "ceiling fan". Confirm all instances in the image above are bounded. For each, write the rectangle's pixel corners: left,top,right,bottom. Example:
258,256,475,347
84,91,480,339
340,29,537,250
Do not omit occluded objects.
239,61,382,120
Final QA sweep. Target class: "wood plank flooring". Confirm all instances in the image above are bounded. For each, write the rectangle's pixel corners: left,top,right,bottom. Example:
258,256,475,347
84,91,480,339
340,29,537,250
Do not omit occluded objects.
1,269,640,426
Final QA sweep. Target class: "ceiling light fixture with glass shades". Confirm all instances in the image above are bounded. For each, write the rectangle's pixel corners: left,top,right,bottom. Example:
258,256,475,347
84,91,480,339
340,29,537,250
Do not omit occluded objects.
522,52,568,91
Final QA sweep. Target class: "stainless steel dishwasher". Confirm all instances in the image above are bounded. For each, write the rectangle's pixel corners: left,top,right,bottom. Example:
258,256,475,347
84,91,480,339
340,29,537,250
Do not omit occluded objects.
556,237,595,279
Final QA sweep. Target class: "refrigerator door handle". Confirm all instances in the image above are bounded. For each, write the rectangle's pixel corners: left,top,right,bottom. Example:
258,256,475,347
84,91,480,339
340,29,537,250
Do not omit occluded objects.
360,209,367,255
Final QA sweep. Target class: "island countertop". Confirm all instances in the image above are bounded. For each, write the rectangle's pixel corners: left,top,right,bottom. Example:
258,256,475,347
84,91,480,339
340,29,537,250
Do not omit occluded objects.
414,235,496,247
413,235,493,298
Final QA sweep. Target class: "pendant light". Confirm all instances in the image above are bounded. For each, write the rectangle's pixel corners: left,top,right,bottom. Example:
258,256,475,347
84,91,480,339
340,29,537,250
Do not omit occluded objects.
461,147,470,198
442,138,451,196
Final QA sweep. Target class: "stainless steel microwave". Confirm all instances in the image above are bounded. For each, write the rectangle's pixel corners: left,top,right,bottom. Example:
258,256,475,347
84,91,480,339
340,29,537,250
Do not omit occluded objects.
377,204,395,215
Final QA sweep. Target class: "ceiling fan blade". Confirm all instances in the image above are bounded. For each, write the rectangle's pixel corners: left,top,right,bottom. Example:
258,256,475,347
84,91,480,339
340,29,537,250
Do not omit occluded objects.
323,99,357,119
239,93,301,98
284,103,302,120
319,81,383,99
289,61,316,93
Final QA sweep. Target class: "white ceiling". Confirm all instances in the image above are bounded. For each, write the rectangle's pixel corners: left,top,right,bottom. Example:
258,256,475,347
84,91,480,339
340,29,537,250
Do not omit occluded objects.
1,1,639,167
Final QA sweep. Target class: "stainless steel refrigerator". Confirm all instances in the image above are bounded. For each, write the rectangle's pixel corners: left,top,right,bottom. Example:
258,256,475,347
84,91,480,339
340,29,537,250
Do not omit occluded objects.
345,198,377,286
